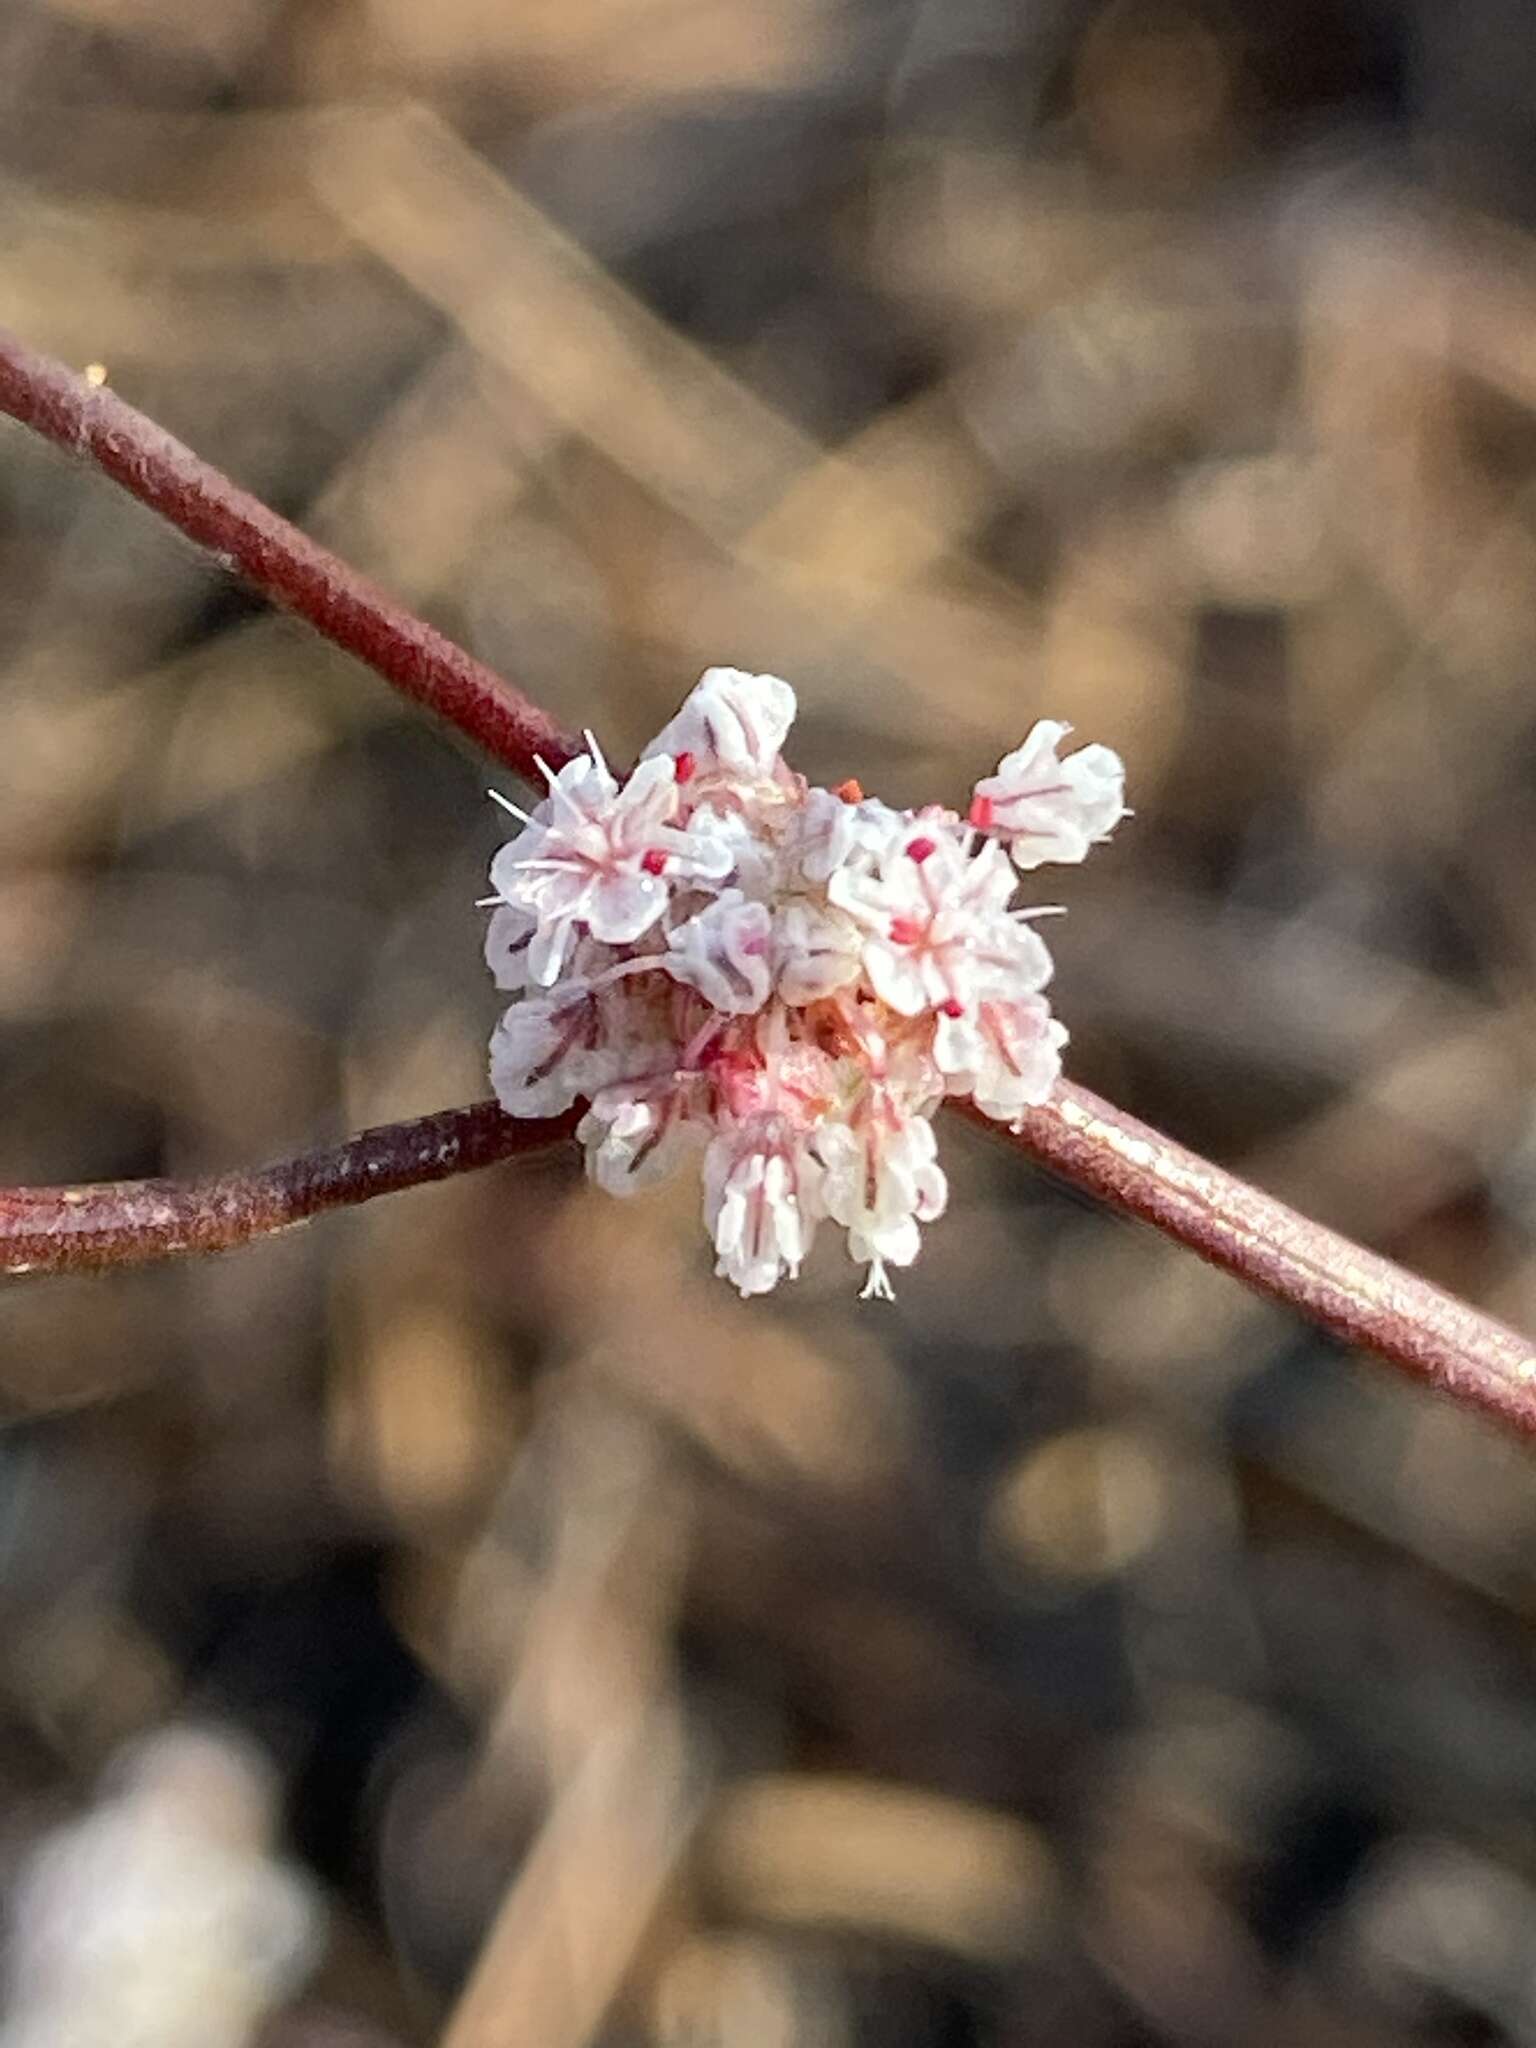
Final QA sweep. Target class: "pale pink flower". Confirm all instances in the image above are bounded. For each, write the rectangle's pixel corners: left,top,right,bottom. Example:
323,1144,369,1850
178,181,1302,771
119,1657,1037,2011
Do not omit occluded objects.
815,1102,947,1300
684,800,779,899
665,891,774,1014
579,1070,704,1194
830,828,1052,1024
969,720,1125,869
940,994,1068,1123
787,786,903,885
489,990,610,1116
643,666,796,785
703,1122,825,1296
770,898,863,1005
491,745,729,986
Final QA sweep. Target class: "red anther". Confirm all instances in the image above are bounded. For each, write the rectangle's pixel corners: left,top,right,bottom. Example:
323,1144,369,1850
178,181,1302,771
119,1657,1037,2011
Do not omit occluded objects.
833,778,864,804
939,997,965,1019
674,750,696,783
888,915,923,947
641,848,667,876
905,835,937,863
968,794,995,830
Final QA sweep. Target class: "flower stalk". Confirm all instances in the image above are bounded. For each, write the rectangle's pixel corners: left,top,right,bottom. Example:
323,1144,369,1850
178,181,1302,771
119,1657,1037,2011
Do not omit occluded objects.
0,325,579,784
963,1090,1536,1434
0,1104,577,1275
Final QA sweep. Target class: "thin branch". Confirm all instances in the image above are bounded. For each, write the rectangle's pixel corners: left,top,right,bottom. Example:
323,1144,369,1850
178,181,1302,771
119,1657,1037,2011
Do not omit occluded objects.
0,327,581,784
0,327,1532,1440
0,1104,577,1276
963,1088,1536,1435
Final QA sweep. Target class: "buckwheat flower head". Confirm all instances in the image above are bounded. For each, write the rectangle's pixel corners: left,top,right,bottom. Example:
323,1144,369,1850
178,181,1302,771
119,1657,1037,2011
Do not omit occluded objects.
485,670,1125,1298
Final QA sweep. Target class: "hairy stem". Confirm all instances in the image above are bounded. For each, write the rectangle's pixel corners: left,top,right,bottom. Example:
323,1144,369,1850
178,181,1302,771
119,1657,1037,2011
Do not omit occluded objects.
0,327,581,783
0,328,1532,1433
0,1105,577,1275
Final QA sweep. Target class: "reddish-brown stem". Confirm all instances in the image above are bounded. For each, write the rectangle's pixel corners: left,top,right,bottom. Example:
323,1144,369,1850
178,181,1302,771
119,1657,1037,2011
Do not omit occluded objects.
0,1104,577,1276
0,327,581,784
965,1089,1536,1434
0,327,1532,1436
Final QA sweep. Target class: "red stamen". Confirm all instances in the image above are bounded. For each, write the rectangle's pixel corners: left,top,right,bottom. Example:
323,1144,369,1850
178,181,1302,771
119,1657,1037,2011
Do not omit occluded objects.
968,794,995,830
833,778,864,804
939,997,965,1019
905,835,937,863
674,750,696,783
888,915,923,947
641,848,667,876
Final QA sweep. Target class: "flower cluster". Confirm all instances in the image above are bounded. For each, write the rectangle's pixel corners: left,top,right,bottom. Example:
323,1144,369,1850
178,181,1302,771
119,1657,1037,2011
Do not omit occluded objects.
485,668,1125,1299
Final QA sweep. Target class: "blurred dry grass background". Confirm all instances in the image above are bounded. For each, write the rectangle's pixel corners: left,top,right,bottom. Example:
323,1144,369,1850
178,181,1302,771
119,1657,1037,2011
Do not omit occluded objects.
7,1,1536,2041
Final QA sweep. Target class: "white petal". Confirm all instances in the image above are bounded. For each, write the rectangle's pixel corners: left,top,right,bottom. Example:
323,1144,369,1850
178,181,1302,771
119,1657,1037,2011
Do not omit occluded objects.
490,997,584,1115
772,901,862,1005
973,721,1126,869
484,903,537,992
790,789,905,884
1003,921,1056,992
851,1213,921,1270
676,803,762,893
913,1159,947,1222
612,753,679,833
587,870,669,945
861,940,928,1016
644,667,796,781
580,1090,700,1194
933,1008,984,1076
967,1000,1067,1120
488,826,551,904
665,893,774,1014
527,917,573,988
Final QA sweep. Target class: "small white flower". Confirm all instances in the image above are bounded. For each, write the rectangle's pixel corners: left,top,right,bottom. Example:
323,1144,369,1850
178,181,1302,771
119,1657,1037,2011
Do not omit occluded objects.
685,800,779,899
644,666,796,785
770,898,863,1005
489,992,601,1116
816,1105,947,1300
703,1122,825,1296
787,786,903,885
578,1073,703,1194
969,720,1125,869
491,746,730,986
0,1725,321,2048
941,995,1068,1121
666,891,774,1014
830,829,1051,1022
